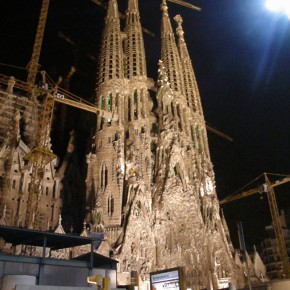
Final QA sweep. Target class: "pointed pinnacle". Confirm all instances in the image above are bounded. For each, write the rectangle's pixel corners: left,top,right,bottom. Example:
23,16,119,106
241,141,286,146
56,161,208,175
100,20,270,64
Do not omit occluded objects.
107,0,119,19
174,14,185,40
128,0,138,12
161,0,174,34
161,0,169,15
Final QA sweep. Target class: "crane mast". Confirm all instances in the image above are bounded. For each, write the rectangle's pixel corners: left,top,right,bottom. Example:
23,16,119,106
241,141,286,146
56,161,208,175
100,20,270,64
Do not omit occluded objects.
264,174,290,278
20,74,116,228
220,173,290,278
24,94,56,228
27,0,50,89
0,70,115,229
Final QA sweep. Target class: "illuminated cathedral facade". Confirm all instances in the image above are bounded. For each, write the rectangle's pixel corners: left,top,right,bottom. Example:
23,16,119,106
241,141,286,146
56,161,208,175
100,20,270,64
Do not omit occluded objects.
0,0,249,289
84,0,236,288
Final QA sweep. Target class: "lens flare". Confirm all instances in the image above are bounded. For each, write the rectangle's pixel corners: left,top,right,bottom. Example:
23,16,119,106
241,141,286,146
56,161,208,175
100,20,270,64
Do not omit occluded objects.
265,0,290,19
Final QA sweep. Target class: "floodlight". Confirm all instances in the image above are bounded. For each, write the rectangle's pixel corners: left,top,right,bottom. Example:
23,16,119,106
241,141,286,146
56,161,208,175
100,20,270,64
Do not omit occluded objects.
265,0,290,20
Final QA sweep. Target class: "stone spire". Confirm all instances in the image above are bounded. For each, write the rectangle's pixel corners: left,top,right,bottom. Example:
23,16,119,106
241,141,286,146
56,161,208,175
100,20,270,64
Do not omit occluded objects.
107,0,119,19
124,0,147,79
86,0,126,236
174,14,210,158
157,60,174,99
174,14,204,116
96,0,123,92
156,60,175,131
54,214,66,234
160,0,185,95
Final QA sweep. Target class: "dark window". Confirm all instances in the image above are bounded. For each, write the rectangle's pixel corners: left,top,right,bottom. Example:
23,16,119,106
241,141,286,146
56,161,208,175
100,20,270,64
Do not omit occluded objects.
108,93,112,111
108,195,114,216
128,98,131,121
100,164,108,190
101,96,106,109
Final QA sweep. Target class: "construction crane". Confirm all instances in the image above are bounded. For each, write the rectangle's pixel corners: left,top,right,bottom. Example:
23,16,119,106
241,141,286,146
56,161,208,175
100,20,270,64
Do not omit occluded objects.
220,173,290,278
205,123,233,142
21,72,117,229
167,0,201,11
27,0,50,89
0,71,115,228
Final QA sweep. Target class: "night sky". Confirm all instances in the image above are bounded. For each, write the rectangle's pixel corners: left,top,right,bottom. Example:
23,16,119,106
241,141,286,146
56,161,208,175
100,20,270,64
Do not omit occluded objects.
1,0,290,250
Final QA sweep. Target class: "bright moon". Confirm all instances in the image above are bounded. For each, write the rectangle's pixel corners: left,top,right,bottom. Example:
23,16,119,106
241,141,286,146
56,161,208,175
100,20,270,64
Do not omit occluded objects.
265,0,290,19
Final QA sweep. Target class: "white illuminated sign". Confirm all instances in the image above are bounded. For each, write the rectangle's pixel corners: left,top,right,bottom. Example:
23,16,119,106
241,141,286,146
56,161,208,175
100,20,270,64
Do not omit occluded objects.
150,269,181,290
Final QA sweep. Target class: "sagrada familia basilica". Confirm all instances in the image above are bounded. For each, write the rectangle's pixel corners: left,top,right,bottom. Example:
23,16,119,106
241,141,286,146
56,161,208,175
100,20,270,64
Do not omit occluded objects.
0,0,268,289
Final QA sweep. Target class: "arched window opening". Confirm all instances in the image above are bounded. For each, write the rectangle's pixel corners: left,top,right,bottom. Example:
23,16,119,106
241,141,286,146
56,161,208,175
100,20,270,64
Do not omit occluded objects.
171,102,175,117
134,90,138,119
177,105,182,130
51,204,55,223
195,125,202,151
107,195,114,216
128,98,132,121
53,183,56,199
126,131,130,139
111,197,114,214
151,123,158,134
173,166,178,176
16,198,21,215
100,163,108,190
190,124,195,144
101,96,106,110
108,93,112,111
100,117,105,130
115,95,119,113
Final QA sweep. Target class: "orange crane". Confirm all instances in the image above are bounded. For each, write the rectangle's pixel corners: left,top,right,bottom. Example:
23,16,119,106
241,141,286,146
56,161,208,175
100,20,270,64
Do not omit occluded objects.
27,0,50,89
1,71,116,229
24,92,115,228
220,173,290,278
0,70,116,229
205,123,233,142
167,0,201,11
